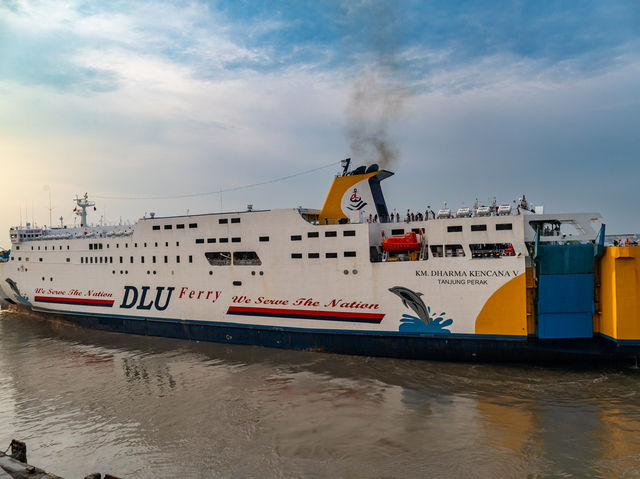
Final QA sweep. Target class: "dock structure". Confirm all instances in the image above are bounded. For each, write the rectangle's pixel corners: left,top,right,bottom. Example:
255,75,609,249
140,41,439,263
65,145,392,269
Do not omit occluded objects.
0,440,121,479
0,442,62,479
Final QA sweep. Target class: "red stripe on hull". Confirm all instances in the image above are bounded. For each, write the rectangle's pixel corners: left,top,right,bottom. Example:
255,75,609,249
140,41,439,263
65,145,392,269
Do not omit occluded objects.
34,295,115,306
227,305,384,320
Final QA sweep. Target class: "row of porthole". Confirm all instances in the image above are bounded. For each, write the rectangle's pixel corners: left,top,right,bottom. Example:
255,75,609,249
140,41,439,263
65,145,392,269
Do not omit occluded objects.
344,269,358,275
41,277,53,281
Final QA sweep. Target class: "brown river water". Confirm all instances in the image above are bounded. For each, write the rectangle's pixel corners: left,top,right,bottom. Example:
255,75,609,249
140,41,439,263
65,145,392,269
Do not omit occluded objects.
1,310,640,478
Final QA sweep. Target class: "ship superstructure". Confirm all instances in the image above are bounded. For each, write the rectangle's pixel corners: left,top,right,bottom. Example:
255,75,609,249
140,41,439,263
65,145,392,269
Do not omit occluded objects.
1,163,639,361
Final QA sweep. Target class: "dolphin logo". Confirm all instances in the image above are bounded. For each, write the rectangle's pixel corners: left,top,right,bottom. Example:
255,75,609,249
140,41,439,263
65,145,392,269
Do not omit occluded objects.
388,286,430,325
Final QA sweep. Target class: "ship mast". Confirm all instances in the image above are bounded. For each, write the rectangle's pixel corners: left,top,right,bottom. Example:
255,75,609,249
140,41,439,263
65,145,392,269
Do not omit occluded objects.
74,193,95,227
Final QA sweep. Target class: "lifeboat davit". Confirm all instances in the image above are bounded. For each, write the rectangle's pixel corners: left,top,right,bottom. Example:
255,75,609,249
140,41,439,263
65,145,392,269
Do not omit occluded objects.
382,232,421,252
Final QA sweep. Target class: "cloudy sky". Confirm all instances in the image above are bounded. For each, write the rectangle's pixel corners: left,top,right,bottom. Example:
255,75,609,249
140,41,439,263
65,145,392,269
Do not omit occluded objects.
1,0,639,240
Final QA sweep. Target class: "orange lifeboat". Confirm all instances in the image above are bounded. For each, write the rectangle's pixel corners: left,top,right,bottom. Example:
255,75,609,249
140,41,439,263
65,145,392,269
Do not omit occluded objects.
382,232,421,252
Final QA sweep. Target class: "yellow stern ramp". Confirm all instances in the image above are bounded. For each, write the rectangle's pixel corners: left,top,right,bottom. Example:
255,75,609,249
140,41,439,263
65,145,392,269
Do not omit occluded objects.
596,246,640,341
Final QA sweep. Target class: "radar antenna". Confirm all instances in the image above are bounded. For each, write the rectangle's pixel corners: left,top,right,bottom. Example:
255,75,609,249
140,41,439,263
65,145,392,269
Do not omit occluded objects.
74,193,95,227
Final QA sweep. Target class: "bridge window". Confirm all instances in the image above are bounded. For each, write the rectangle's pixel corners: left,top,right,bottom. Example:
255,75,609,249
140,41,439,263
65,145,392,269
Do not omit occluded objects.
308,232,319,238
177,224,185,229
207,238,216,243
326,252,337,258
219,218,228,224
164,225,172,230
471,224,487,232
291,235,302,241
152,225,160,231
205,252,231,266
231,218,241,224
344,230,356,237
447,225,462,233
325,231,337,237
496,223,513,231
189,223,198,228
344,251,356,257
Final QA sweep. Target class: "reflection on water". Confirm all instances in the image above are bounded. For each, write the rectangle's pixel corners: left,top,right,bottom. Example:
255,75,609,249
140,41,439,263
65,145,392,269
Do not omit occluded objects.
1,310,640,478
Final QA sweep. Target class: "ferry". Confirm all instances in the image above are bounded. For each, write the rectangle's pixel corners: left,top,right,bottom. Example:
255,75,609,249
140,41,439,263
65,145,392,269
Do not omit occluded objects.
1,160,639,362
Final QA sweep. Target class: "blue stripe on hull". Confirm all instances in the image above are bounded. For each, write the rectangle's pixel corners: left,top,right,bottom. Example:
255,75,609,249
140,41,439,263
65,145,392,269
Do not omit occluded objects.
33,309,636,362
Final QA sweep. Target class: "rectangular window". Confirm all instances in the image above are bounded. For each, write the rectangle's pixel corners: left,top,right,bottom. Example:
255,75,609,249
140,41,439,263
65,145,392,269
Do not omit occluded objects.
232,237,241,243
155,242,158,247
205,252,231,266
130,256,134,263
66,258,70,262
220,238,229,243
81,257,84,264
176,241,179,247
110,257,113,263
291,235,302,241
189,223,197,228
259,236,270,242
496,223,513,231
89,244,93,250
470,243,515,258
231,218,240,224
471,224,487,232
445,244,465,257
307,231,319,238
447,225,463,232
177,224,185,229
325,252,338,258
308,253,320,258
195,239,205,244
325,231,337,237
343,230,356,237
164,225,172,230
119,257,123,263
233,251,262,265
391,229,404,235
99,244,103,249
189,255,193,263
219,218,228,224
344,251,357,257
291,253,303,259
164,256,168,263
176,256,180,263
152,256,156,263
100,257,103,264
207,238,216,243
152,225,160,231
430,245,443,257
141,256,145,263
